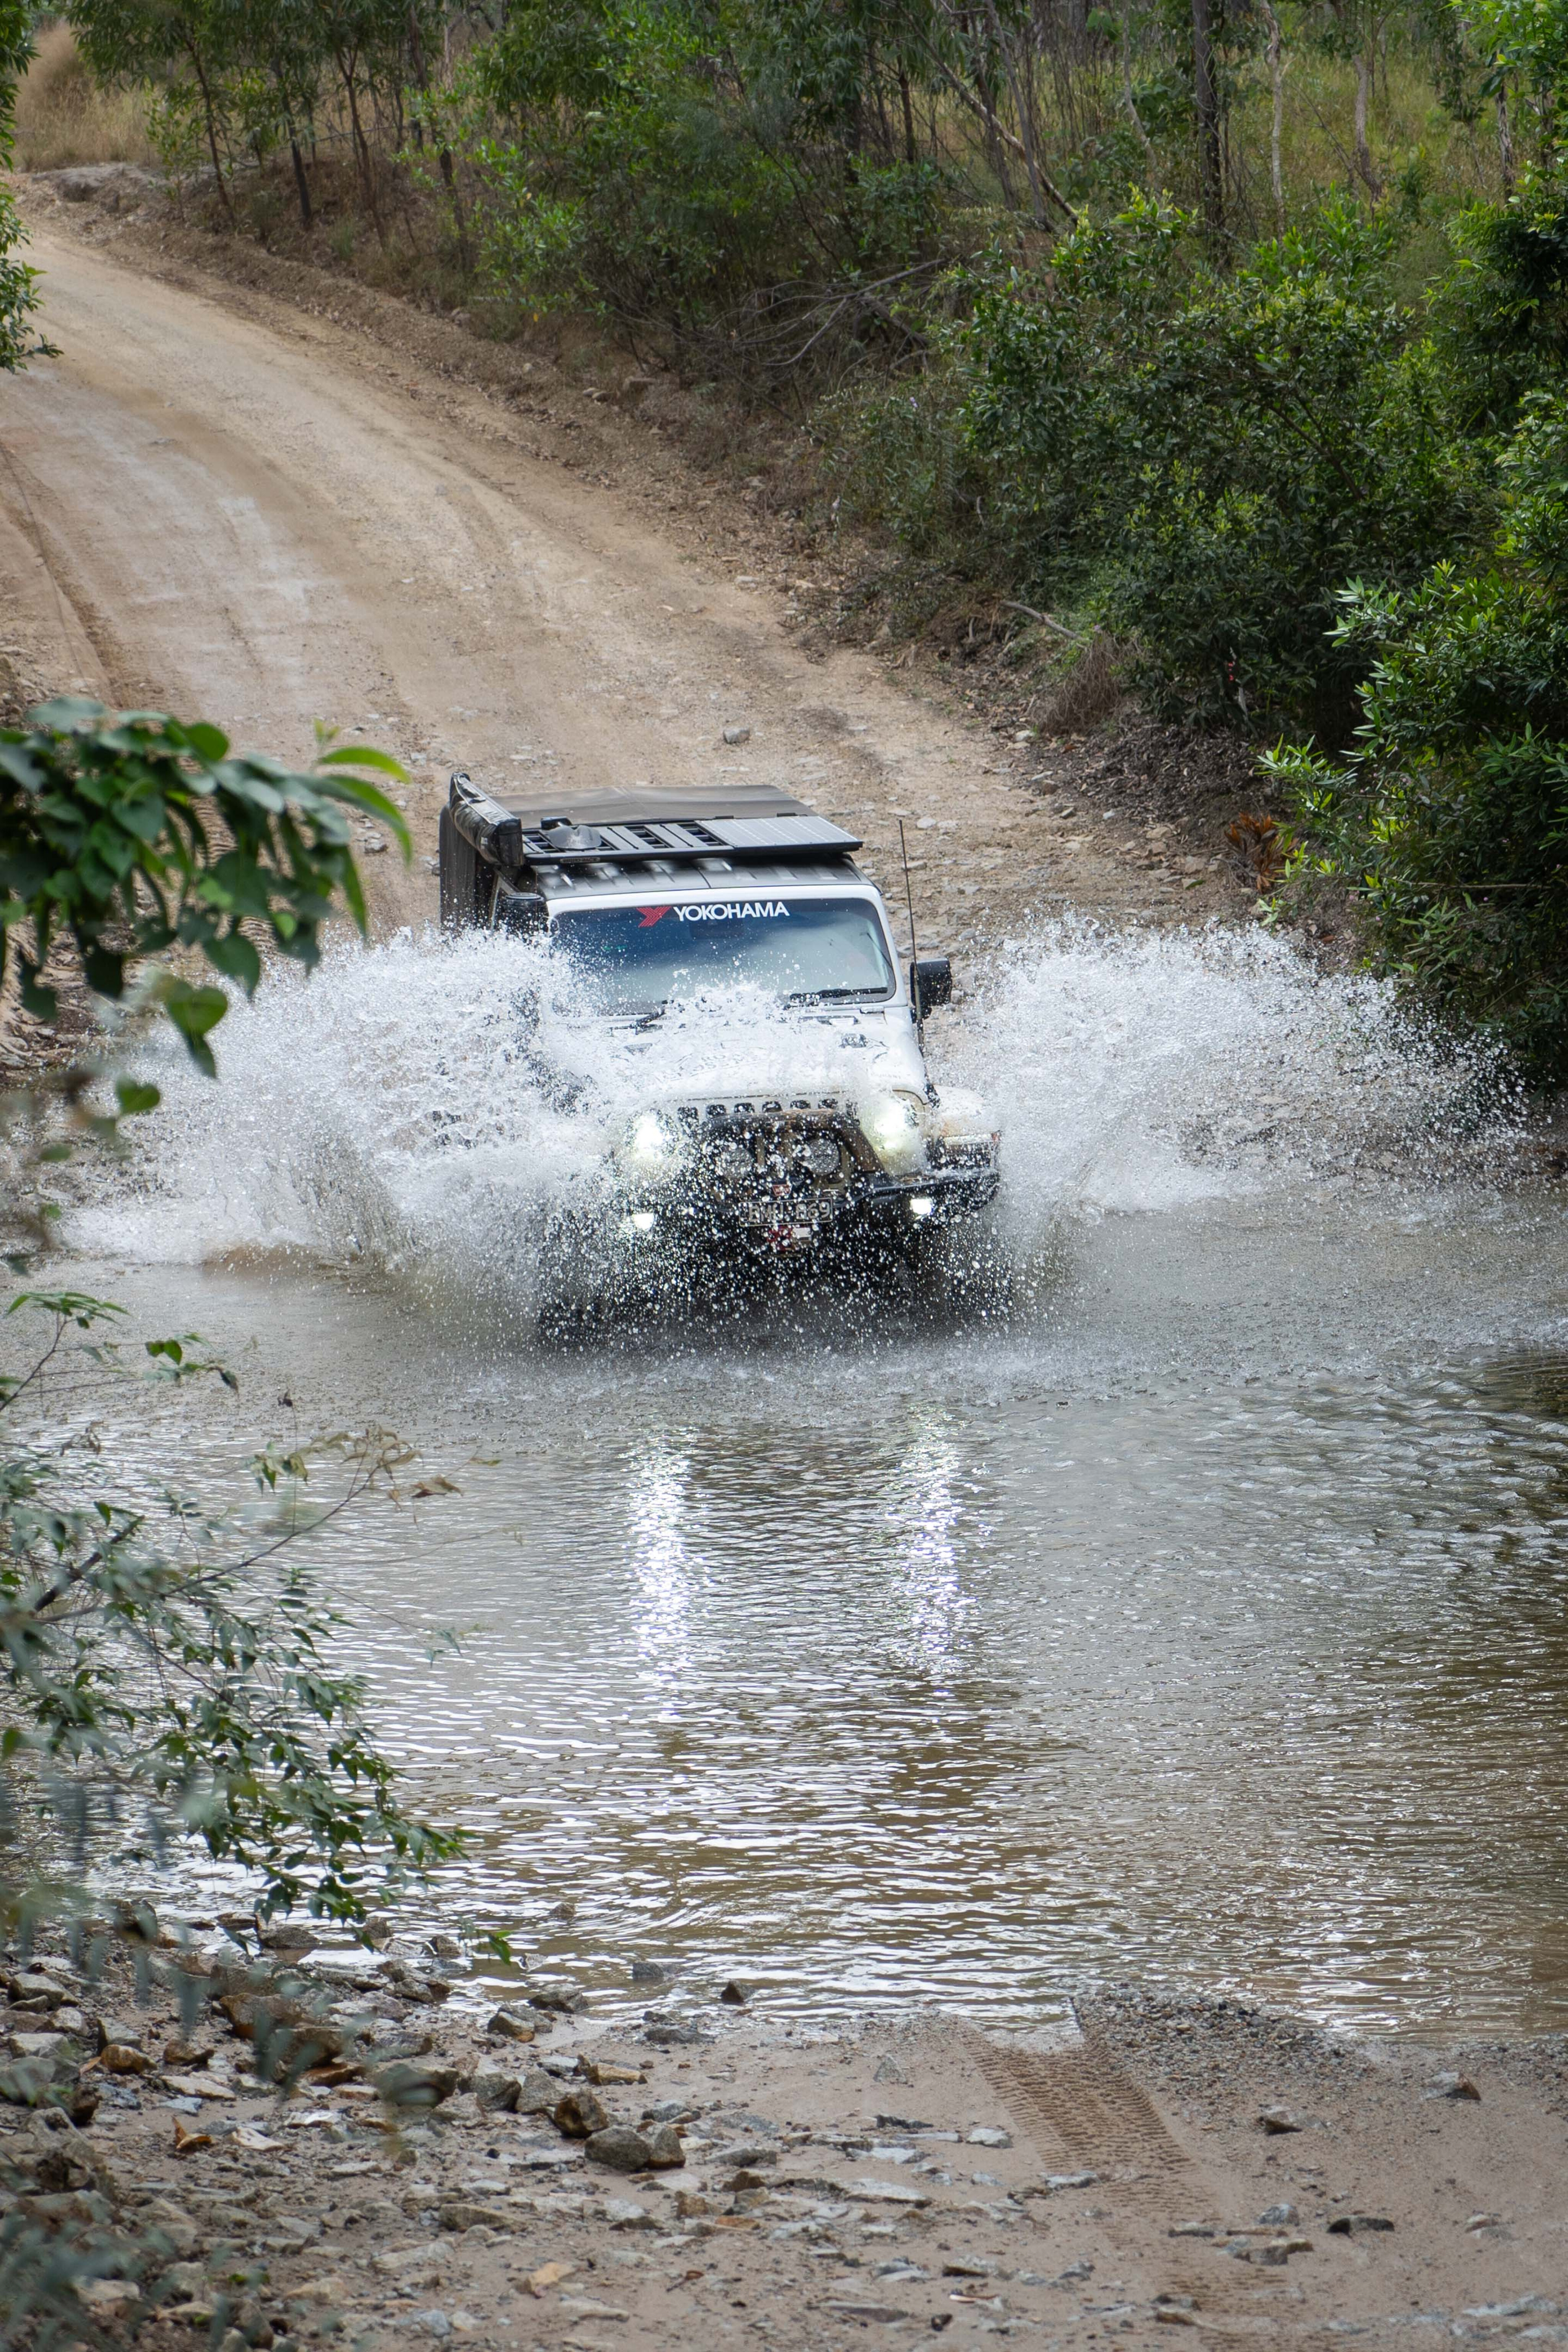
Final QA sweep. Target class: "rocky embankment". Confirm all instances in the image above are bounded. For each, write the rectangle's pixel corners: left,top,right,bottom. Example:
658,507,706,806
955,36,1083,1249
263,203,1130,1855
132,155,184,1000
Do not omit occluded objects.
5,1921,1568,2350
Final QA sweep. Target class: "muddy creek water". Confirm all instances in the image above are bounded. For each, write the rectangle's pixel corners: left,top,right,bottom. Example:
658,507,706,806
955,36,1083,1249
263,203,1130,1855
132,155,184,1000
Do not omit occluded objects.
34,924,1568,2038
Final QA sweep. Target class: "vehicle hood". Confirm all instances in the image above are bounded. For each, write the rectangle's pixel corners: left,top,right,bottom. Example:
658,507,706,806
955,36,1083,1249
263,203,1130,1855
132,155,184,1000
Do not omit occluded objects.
533,996,929,1120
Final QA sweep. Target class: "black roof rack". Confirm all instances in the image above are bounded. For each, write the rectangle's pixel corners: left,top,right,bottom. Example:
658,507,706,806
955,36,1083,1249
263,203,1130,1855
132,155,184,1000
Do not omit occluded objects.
449,775,861,867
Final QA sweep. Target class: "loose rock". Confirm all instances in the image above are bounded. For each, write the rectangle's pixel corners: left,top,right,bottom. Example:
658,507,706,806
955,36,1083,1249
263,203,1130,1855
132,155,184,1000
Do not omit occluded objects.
584,2124,652,2171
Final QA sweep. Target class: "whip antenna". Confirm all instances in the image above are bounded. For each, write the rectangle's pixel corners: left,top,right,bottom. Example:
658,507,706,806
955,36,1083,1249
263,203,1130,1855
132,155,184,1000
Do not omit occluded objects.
898,818,920,966
898,818,924,1036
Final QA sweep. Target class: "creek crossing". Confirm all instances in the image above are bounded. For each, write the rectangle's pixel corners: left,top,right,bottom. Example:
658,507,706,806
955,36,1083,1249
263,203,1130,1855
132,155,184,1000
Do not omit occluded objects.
35,921,1568,2038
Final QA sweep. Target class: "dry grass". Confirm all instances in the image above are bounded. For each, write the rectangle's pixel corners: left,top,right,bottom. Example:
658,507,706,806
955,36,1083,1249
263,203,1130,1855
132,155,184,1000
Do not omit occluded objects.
14,22,154,171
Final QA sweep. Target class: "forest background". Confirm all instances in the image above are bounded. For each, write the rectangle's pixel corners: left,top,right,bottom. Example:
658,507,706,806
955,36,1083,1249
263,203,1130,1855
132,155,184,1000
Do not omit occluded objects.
11,0,1568,1070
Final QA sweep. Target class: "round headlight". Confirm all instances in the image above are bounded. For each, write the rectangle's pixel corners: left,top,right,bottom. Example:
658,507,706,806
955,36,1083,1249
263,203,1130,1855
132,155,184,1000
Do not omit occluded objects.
859,1091,927,1175
625,1110,683,1174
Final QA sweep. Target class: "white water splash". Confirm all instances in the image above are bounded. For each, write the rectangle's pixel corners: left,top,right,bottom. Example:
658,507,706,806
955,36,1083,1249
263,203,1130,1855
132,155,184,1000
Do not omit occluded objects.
65,921,1517,1290
962,920,1517,1241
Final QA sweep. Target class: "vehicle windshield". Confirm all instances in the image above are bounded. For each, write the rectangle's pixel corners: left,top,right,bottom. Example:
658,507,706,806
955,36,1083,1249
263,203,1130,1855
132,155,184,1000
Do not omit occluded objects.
550,895,896,1014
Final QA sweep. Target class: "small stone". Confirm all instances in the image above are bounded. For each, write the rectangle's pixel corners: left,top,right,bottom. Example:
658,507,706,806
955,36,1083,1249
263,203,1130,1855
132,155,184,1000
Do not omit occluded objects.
642,2016,705,2047
528,1981,588,2014
1466,2212,1503,2231
719,1980,748,2006
374,2061,459,2111
162,2039,215,2069
1257,2203,1299,2225
554,2086,609,2138
78,2278,140,2314
100,2042,151,2074
163,2071,234,2100
967,2126,1011,2148
157,2259,207,2304
472,2072,520,2113
675,2190,712,2217
9,2033,64,2060
1426,2071,1481,2101
526,2259,577,2296
143,2198,200,2260
580,2059,643,2086
1327,2213,1394,2235
722,725,752,745
486,2008,535,2043
584,2124,652,2171
515,2066,562,2115
430,1934,461,1958
645,2123,685,2167
872,2057,911,2086
603,2197,655,2229
9,1973,67,2009
1257,2107,1303,2134
629,1958,673,1987
415,2311,452,2340
438,2201,517,2233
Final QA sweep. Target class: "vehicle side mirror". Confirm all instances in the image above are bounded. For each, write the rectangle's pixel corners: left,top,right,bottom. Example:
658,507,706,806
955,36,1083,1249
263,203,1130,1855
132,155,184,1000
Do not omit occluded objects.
492,884,547,936
912,956,952,1017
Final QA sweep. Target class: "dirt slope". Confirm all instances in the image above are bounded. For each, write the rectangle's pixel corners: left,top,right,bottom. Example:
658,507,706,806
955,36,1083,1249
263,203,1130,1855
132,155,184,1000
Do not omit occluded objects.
0,203,1249,981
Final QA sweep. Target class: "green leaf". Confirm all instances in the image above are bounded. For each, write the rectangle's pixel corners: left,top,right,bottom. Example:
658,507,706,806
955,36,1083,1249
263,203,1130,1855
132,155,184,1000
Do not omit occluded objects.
204,929,263,995
158,977,230,1076
177,720,231,763
113,1078,161,1117
316,745,408,779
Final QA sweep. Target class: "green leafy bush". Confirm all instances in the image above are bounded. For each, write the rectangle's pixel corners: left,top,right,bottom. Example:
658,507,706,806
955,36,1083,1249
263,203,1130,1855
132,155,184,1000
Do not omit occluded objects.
1267,391,1568,1081
0,699,407,1072
945,197,1484,728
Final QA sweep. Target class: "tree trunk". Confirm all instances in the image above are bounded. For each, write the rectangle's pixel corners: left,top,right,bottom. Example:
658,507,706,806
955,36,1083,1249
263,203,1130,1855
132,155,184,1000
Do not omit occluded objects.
339,49,386,247
1496,80,1516,194
439,145,472,273
898,65,918,164
1259,0,1285,232
186,40,235,228
1353,46,1381,196
288,133,312,230
1120,0,1155,173
1191,0,1223,234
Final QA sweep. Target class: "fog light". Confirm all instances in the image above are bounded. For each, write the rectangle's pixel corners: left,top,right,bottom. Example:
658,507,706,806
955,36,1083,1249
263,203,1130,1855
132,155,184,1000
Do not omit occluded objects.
908,1195,936,1221
627,1210,658,1234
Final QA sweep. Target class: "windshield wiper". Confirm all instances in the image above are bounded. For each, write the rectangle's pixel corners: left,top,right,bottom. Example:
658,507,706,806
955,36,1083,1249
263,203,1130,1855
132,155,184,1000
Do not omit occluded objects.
788,985,886,1004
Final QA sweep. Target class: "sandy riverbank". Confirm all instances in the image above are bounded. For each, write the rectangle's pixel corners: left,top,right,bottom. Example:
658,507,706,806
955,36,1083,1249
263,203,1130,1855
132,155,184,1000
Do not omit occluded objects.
6,1921,1568,2350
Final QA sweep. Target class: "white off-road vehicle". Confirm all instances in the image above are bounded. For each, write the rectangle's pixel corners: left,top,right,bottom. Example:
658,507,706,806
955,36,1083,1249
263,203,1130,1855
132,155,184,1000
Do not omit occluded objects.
438,772,999,1307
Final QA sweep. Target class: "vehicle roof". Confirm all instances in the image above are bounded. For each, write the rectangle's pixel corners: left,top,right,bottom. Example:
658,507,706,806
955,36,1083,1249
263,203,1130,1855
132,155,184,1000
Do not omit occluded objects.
486,783,851,835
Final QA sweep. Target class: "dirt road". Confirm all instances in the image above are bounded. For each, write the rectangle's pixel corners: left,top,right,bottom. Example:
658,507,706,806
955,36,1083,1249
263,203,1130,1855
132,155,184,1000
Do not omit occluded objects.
0,207,1221,969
